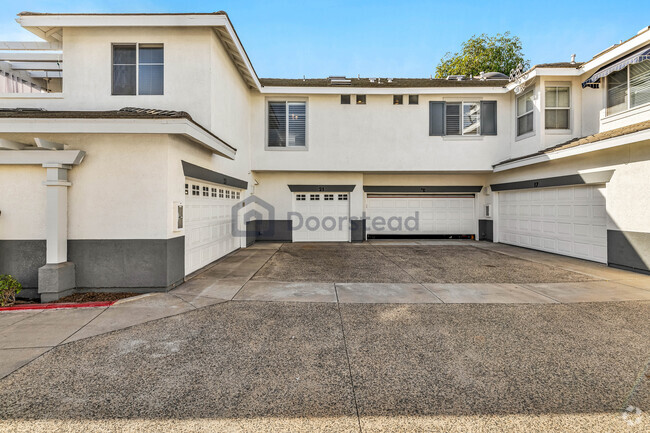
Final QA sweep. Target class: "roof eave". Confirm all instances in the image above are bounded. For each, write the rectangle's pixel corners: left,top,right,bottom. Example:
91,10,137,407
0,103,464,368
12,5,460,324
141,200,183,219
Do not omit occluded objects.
580,30,650,76
15,12,262,91
259,86,509,95
493,129,650,172
0,117,236,160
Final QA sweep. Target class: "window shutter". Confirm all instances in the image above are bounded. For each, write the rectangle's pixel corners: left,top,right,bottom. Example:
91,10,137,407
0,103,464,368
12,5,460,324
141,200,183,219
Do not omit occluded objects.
429,101,445,136
480,101,497,135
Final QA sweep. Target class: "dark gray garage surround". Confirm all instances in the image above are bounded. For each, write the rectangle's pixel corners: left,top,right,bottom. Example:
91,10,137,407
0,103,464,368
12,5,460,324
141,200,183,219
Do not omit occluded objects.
68,237,185,289
607,230,650,274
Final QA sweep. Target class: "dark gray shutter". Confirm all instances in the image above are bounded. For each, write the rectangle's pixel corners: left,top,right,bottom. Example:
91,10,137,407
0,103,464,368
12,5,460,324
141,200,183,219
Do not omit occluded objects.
480,101,497,135
429,101,445,136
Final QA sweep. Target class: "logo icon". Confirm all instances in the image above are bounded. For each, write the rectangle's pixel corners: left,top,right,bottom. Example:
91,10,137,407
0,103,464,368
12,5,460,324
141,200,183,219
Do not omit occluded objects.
231,195,275,237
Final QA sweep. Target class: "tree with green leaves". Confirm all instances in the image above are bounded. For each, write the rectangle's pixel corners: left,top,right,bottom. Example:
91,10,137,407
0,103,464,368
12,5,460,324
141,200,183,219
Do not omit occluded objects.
435,32,529,78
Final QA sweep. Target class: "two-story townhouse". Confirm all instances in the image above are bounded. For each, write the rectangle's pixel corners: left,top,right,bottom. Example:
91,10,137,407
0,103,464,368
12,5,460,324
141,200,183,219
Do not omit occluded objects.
0,12,648,301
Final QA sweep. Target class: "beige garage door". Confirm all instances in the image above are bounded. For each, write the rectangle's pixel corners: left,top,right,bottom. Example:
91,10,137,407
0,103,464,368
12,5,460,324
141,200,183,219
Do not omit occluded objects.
498,185,607,263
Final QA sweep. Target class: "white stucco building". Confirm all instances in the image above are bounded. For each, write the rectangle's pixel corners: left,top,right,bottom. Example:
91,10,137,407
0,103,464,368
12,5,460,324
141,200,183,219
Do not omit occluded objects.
0,12,648,300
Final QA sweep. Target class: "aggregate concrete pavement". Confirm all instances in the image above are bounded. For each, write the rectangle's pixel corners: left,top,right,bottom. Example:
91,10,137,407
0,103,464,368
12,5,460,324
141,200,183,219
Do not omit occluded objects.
0,300,648,432
2,241,650,432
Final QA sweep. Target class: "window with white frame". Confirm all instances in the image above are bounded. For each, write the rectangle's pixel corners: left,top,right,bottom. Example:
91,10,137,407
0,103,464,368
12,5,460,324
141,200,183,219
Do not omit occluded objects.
607,62,650,116
516,89,534,136
445,102,480,135
545,86,570,129
296,194,306,201
112,44,163,95
268,101,306,147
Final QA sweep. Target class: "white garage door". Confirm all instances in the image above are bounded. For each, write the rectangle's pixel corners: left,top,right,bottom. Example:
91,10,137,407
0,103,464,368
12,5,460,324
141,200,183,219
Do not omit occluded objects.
498,185,607,263
366,194,476,235
292,192,350,242
184,180,243,275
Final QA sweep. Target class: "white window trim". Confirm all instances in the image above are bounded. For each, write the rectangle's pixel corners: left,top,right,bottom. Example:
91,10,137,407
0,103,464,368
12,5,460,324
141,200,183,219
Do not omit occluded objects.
111,42,164,96
445,101,481,136
264,97,309,151
544,82,572,133
515,88,535,138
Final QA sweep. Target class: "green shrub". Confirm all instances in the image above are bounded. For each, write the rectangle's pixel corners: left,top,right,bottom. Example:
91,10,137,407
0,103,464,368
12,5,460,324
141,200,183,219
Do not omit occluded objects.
0,275,22,307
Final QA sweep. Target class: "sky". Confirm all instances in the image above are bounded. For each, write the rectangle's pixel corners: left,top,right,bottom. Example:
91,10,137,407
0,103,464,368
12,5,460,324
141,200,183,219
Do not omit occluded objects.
0,0,647,78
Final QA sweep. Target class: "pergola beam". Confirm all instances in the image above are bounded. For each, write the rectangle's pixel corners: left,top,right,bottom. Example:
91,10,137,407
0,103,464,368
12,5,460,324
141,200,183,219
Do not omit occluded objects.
35,138,64,150
0,139,25,150
0,41,61,50
0,52,61,62
9,61,62,71
0,149,85,165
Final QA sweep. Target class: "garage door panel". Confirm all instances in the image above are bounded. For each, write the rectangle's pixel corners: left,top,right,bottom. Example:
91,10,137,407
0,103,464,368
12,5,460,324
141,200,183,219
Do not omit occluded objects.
367,194,475,236
293,192,350,242
498,185,607,263
185,180,243,275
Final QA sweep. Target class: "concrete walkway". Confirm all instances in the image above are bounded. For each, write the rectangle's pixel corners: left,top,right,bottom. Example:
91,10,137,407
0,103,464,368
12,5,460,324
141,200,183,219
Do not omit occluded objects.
2,240,649,381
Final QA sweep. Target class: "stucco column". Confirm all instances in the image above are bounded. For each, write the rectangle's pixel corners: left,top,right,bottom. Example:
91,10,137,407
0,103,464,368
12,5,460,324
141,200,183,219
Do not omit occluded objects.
38,163,75,301
43,163,71,263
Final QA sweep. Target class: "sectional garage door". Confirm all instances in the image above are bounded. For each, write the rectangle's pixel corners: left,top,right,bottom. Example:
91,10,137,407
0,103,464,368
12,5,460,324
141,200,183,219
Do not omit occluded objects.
184,180,243,275
292,192,350,242
366,194,476,236
498,185,607,263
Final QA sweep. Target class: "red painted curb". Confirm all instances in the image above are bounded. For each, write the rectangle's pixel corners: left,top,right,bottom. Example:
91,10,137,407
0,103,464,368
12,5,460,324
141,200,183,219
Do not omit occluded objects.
0,301,116,311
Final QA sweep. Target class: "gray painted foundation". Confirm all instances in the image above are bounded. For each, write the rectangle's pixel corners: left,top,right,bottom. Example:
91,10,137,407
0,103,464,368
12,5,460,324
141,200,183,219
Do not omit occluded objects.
0,240,46,289
246,220,293,244
607,230,650,274
479,220,494,242
68,237,185,289
1,238,185,295
38,262,76,302
351,219,366,242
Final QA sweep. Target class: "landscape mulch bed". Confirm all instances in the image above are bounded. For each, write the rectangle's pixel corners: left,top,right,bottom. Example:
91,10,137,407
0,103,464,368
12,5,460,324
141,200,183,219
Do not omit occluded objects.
10,292,140,306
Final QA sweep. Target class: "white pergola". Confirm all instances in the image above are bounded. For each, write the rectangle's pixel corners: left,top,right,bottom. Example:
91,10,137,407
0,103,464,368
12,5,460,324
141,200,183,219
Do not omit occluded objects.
0,143,84,265
0,41,62,88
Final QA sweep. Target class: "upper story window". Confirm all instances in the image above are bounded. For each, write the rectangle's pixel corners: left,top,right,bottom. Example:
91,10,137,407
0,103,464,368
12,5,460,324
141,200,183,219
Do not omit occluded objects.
268,101,306,147
393,95,403,105
112,44,164,96
516,89,534,136
341,95,350,104
607,62,650,116
446,102,480,135
356,95,366,105
429,101,497,136
545,86,570,130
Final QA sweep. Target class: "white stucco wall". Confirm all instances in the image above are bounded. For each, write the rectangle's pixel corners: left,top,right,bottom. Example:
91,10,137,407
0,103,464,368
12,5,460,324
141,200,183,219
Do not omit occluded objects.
0,165,46,239
490,140,650,234
250,92,512,172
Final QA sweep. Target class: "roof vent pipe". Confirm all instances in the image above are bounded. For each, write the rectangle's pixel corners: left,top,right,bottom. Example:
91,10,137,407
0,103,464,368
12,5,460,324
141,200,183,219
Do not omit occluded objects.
570,54,576,64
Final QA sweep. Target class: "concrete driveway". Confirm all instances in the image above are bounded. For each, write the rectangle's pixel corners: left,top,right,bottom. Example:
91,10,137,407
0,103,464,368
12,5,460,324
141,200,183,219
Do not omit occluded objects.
1,240,650,432
1,300,649,432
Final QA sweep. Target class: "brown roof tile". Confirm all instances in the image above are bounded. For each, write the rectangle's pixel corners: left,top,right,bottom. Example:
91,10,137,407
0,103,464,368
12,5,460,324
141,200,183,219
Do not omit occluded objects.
0,107,236,151
494,120,650,167
260,77,509,88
